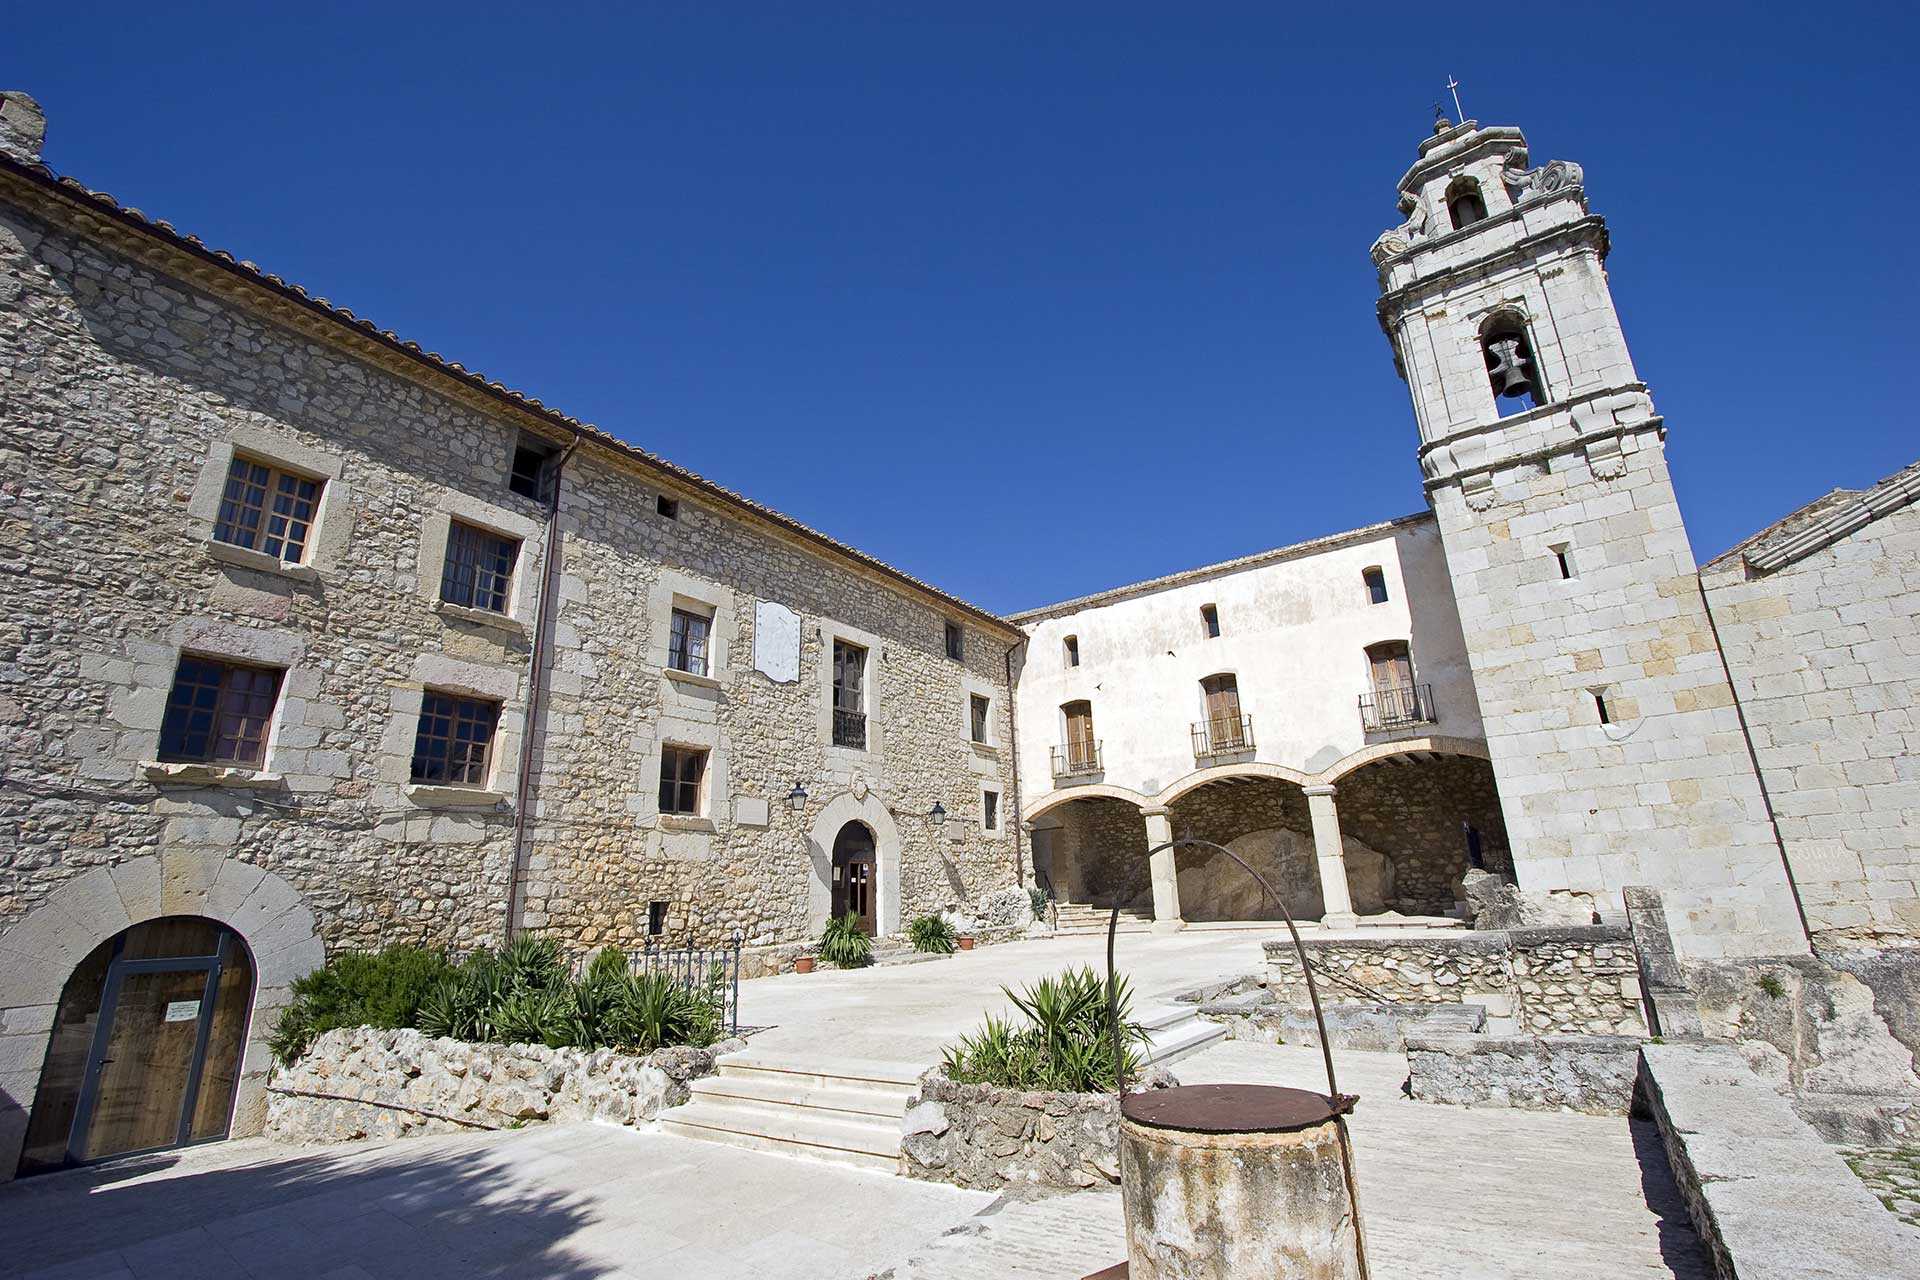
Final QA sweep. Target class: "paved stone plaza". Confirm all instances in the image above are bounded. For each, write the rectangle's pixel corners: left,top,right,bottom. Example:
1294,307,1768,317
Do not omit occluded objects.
0,934,1732,1280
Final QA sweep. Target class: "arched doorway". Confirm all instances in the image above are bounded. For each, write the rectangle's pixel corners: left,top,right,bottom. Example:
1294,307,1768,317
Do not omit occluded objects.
830,821,878,935
17,916,255,1175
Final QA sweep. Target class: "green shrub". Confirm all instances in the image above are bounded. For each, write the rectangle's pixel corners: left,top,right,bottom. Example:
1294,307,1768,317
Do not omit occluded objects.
1759,972,1787,1000
1028,887,1049,921
269,945,452,1064
819,911,874,967
941,965,1146,1093
907,914,957,955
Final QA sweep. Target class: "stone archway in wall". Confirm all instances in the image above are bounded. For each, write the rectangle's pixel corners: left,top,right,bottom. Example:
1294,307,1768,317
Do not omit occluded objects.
807,792,902,938
1165,776,1384,923
0,850,321,1182
1328,749,1512,916
1028,794,1150,910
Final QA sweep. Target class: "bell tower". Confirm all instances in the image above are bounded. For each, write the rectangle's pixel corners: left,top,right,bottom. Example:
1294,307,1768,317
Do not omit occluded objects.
1373,116,1807,959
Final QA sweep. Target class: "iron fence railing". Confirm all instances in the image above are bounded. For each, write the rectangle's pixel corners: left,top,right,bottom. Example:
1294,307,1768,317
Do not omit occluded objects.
1359,683,1435,732
1052,739,1102,776
1191,713,1254,758
831,706,867,749
626,931,743,1036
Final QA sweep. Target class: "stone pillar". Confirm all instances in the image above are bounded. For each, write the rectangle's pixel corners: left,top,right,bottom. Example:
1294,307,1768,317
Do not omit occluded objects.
1304,786,1359,929
1142,808,1184,933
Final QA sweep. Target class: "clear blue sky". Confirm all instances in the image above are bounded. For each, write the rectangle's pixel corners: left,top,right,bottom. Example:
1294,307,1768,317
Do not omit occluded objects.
13,5,1915,613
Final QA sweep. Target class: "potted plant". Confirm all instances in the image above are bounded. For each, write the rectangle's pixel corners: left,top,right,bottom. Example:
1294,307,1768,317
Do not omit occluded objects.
907,914,957,955
956,933,977,951
793,955,816,974
818,911,874,968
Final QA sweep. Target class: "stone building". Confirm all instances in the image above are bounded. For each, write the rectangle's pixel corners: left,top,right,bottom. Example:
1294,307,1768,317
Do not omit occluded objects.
0,91,1021,1179
0,86,1913,1184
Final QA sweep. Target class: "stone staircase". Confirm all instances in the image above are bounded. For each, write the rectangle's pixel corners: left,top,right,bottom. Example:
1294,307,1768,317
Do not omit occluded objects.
1051,902,1155,936
658,1050,919,1172
1138,1000,1228,1065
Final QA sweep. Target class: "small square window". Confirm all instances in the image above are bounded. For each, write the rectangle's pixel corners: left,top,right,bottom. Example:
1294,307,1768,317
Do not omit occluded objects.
440,520,519,614
659,744,708,815
509,434,558,501
657,495,679,520
668,607,712,677
1063,635,1080,668
213,454,323,563
970,693,991,745
158,656,283,767
945,621,965,662
1363,567,1389,605
410,691,500,786
1553,544,1575,580
982,790,1000,832
1200,604,1221,639
647,901,668,937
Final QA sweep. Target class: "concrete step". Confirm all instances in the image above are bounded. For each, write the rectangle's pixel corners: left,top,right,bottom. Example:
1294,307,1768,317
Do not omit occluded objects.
715,1050,925,1093
1138,1005,1229,1066
657,1098,900,1172
689,1071,913,1121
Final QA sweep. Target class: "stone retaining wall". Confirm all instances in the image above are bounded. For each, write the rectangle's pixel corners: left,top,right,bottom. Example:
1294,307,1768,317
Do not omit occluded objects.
264,1026,734,1145
1637,1042,1918,1278
1406,1032,1643,1115
900,1070,1172,1190
1264,926,1644,1035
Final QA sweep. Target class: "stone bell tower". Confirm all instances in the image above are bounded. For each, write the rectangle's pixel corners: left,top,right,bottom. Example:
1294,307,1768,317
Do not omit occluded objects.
1372,115,1807,959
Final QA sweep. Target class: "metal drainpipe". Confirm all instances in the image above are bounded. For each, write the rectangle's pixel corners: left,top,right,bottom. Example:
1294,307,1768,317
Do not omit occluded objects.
1005,638,1026,886
504,442,578,943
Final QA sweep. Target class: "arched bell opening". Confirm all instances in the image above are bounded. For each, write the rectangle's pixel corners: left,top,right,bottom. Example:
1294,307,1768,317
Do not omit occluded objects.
1480,311,1548,414
18,916,256,1176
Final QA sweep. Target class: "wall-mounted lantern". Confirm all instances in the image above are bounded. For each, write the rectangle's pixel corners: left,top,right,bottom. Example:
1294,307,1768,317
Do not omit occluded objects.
786,781,809,814
928,801,947,828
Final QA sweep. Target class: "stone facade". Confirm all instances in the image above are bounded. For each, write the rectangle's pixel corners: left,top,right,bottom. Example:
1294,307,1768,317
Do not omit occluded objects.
264,1026,732,1144
1374,119,1807,960
900,1069,1175,1190
1262,927,1645,1035
1700,464,1920,943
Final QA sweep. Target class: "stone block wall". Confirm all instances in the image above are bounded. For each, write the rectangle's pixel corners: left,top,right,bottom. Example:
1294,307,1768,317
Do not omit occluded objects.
1406,1032,1643,1114
899,1072,1126,1190
1263,926,1644,1035
1700,477,1920,943
264,1026,731,1144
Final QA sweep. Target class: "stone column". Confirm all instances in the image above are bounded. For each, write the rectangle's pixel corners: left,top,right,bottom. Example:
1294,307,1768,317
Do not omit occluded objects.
1142,808,1184,933
1304,786,1359,929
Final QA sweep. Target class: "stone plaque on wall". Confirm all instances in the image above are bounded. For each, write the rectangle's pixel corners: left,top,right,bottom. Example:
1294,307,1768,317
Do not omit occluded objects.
754,600,801,683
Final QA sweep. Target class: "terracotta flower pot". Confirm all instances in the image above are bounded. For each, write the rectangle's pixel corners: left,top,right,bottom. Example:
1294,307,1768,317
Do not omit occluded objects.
793,956,816,973
957,936,976,951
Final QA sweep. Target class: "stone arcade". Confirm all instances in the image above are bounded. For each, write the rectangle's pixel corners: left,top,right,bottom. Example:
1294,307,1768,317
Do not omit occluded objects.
1,88,1914,1182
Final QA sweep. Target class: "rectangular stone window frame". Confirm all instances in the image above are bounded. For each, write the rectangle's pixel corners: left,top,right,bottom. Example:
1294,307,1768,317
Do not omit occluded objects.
439,519,522,615
819,619,884,762
980,785,1003,837
417,493,544,638
640,717,727,835
187,426,351,582
137,620,316,791
944,621,965,662
658,742,710,817
381,654,524,809
409,689,503,789
156,654,285,769
958,671,1001,761
648,572,734,693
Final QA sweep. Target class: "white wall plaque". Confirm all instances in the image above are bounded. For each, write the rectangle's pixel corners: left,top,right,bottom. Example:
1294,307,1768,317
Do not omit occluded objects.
754,600,801,683
163,1000,201,1023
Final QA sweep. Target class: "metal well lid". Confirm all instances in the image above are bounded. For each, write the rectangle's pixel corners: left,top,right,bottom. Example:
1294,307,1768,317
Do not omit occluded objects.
1120,1084,1353,1135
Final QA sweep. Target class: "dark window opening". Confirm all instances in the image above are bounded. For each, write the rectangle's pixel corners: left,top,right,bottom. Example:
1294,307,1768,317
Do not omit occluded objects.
658,744,707,815
1063,635,1080,667
1363,567,1389,605
1447,177,1488,230
647,901,668,937
410,692,500,786
656,495,679,520
970,693,991,744
1464,823,1486,870
158,657,283,767
832,640,867,749
1554,546,1575,579
1200,604,1221,638
983,790,999,832
944,621,964,662
1593,690,1612,726
509,434,559,502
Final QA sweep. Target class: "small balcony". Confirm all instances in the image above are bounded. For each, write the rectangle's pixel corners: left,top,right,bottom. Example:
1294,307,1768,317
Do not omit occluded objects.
832,707,867,750
1360,683,1436,732
1052,740,1103,778
1191,714,1254,759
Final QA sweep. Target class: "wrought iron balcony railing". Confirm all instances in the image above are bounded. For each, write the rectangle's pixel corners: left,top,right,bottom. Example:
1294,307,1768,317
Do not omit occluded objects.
1052,740,1103,777
1191,714,1254,758
1359,683,1435,732
832,707,867,750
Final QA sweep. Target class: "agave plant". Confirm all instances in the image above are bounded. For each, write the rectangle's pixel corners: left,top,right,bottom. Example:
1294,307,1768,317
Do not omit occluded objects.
818,911,874,967
906,913,956,955
941,965,1145,1092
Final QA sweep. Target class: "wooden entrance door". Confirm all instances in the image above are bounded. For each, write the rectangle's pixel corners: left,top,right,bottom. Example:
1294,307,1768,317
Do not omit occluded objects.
1063,701,1096,772
830,822,878,935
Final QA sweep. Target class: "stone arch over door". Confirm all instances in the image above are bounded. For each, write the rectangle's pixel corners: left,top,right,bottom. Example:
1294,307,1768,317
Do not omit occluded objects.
807,792,902,938
0,850,322,1182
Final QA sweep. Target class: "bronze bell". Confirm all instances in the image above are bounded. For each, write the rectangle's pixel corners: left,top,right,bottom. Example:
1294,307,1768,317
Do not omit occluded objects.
1485,337,1533,398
